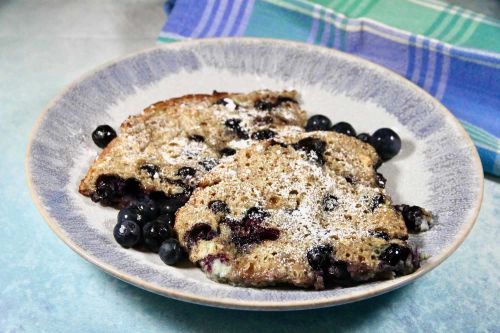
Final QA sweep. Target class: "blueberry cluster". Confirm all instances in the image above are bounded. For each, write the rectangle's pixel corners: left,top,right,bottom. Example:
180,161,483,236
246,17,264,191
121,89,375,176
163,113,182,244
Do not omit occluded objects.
305,115,402,161
113,196,184,266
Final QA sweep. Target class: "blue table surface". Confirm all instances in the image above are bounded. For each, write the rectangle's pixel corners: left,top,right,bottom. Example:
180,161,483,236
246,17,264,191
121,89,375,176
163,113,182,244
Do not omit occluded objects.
1,1,498,332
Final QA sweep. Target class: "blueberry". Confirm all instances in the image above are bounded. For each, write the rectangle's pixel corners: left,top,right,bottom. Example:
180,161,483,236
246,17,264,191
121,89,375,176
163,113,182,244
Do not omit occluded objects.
134,198,159,221
375,173,386,188
344,176,354,184
139,164,159,179
93,175,124,204
331,122,356,137
117,207,143,225
188,134,205,142
113,220,141,248
177,166,196,177
224,118,248,139
370,128,401,161
245,207,270,220
219,147,236,157
208,200,230,214
215,98,227,106
292,137,327,164
307,245,333,270
356,133,371,143
269,140,288,148
253,116,273,125
143,221,173,252
251,129,276,140
160,198,183,215
184,223,217,248
323,194,338,212
379,244,410,266
305,115,331,132
254,100,274,111
324,260,351,285
198,159,218,171
224,118,242,131
395,204,431,232
369,230,390,240
92,125,117,148
156,213,175,228
159,239,183,265
369,194,385,211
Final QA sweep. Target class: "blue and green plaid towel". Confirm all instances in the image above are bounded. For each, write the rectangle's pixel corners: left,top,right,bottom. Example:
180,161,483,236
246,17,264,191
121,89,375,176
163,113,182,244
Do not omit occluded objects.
159,0,500,176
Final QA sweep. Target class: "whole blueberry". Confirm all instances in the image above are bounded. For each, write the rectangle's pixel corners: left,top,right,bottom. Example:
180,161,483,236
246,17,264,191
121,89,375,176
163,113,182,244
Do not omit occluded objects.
159,239,183,265
134,198,160,221
219,147,236,157
370,128,401,161
177,166,196,177
113,220,141,248
160,198,183,215
305,115,332,132
143,221,173,252
92,125,117,148
356,133,371,143
379,244,410,266
331,122,356,137
306,245,333,270
117,207,143,225
156,213,175,227
93,175,124,204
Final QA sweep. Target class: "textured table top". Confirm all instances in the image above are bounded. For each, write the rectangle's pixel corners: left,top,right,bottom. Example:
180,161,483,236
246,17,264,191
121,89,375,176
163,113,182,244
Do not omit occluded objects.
1,1,498,332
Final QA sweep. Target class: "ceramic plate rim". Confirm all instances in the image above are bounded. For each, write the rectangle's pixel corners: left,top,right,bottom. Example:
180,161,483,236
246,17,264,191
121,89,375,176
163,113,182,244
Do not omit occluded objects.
25,37,484,310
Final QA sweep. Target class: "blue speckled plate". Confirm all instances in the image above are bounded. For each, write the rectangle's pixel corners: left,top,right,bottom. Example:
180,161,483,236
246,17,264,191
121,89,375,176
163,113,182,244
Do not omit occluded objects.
26,38,483,311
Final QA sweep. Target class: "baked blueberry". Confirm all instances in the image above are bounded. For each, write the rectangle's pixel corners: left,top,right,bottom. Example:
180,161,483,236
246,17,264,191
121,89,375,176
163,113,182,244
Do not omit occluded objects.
253,116,273,125
251,129,276,140
143,221,173,252
188,134,205,142
369,230,390,240
254,100,274,111
356,133,371,143
379,244,410,266
331,122,356,137
245,207,270,220
370,128,401,161
159,238,183,265
375,173,386,188
198,159,218,171
323,194,338,211
276,96,297,105
215,98,228,106
92,125,117,148
369,194,385,211
184,223,217,248
177,166,196,177
219,147,236,157
113,220,141,248
93,175,124,204
324,260,351,286
117,207,143,225
208,200,230,214
134,198,160,221
395,204,432,232
292,137,327,164
224,118,242,131
307,245,333,270
139,164,159,179
305,115,332,132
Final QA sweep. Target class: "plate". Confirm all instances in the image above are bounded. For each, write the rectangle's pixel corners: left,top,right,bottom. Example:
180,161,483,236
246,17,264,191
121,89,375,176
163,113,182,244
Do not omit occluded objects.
26,38,483,310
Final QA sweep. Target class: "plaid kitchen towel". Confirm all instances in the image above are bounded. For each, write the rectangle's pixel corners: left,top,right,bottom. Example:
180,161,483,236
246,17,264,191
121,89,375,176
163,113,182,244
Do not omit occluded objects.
159,0,500,176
